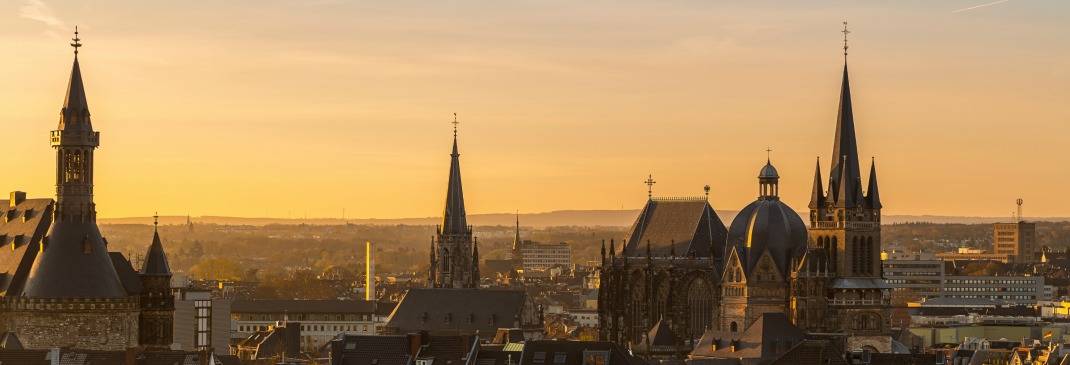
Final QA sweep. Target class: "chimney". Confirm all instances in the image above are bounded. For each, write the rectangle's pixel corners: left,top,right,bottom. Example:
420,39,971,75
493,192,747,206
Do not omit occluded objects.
365,241,375,301
9,191,25,207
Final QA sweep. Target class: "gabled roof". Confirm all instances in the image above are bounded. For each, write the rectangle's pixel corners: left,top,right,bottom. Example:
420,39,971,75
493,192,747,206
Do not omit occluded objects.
622,198,727,258
330,334,414,365
0,197,54,296
767,339,849,365
690,313,806,361
385,288,533,335
519,341,646,365
647,318,679,347
108,252,143,295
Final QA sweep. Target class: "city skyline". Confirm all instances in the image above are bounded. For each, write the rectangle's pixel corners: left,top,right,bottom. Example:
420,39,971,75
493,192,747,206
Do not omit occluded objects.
1,1,1067,219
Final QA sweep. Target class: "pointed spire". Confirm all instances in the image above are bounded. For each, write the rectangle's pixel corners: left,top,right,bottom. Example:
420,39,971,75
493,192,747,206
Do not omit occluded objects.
441,113,468,235
471,238,480,287
428,236,437,287
828,43,862,208
808,157,825,209
60,27,91,131
512,212,521,251
867,158,882,209
601,240,607,264
142,212,171,275
609,239,616,258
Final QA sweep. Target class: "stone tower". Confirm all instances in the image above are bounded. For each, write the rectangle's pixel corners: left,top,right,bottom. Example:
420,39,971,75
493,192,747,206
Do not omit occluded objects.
430,118,478,288
139,215,174,348
805,55,891,351
9,29,140,350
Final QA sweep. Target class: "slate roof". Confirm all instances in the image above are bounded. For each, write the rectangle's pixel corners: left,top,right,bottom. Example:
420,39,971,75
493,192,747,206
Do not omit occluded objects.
141,228,171,275
60,57,92,131
767,339,849,365
108,252,143,295
727,197,806,276
690,313,806,361
23,219,128,298
827,63,864,208
331,334,414,365
622,198,728,259
231,299,377,314
385,288,530,335
0,197,53,297
419,335,477,365
518,340,646,365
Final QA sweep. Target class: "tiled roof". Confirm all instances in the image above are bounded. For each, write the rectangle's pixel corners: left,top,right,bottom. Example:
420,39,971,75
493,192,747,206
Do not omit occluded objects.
691,313,805,361
386,288,532,335
767,339,849,365
141,229,171,275
518,341,645,365
334,334,413,365
622,198,728,259
0,197,53,296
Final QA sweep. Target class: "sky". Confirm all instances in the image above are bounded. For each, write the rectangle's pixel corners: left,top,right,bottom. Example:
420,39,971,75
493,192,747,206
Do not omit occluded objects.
0,0,1067,219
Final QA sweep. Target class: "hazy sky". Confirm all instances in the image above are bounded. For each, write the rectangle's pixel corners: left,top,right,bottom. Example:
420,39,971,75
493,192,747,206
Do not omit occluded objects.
0,0,1067,219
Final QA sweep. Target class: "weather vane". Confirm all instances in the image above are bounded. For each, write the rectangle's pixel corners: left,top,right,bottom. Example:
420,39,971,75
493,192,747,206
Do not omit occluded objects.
644,174,656,198
841,21,850,57
71,26,82,56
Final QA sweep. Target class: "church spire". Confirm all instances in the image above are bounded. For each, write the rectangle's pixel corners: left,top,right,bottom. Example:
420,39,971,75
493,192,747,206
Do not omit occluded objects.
808,157,825,209
142,212,171,275
512,212,521,251
60,27,90,131
441,113,468,236
470,238,480,287
867,158,882,209
828,33,863,208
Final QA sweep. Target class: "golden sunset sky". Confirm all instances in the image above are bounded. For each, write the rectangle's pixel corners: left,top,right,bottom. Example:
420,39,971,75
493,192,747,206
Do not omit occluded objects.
0,1,1067,219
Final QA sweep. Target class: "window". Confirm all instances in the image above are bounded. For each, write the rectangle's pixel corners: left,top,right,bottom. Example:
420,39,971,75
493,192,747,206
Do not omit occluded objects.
195,300,212,351
553,352,567,364
533,352,547,364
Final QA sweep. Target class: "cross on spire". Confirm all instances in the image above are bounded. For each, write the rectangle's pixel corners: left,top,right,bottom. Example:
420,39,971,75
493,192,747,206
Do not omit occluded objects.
766,146,773,162
452,113,459,137
841,21,850,58
644,174,656,198
71,26,82,57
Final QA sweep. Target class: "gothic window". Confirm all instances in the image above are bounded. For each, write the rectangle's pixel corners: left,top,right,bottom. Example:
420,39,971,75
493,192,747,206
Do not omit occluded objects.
687,278,713,339
851,237,859,275
730,321,738,332
442,249,450,272
831,237,838,270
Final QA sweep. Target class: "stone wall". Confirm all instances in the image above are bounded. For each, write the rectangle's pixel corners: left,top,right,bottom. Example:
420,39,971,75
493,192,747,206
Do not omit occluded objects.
0,297,139,351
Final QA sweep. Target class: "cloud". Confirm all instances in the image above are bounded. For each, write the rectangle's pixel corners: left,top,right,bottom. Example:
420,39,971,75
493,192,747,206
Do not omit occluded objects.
19,0,66,29
952,0,1014,13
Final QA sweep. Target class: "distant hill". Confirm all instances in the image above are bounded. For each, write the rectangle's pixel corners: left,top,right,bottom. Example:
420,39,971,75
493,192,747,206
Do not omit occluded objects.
100,210,1070,227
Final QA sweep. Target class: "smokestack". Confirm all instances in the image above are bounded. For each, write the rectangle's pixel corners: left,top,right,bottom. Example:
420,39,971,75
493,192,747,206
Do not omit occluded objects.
365,241,375,301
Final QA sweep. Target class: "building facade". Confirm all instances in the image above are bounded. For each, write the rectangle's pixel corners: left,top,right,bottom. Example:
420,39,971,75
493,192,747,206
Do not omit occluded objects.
600,51,893,355
231,299,378,351
429,122,479,289
173,287,231,355
518,242,573,272
994,222,1037,263
883,259,1046,305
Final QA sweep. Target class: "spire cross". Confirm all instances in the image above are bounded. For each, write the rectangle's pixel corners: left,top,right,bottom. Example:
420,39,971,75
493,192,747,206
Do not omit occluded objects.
841,21,850,57
71,26,82,56
766,146,773,162
644,174,657,198
452,113,459,137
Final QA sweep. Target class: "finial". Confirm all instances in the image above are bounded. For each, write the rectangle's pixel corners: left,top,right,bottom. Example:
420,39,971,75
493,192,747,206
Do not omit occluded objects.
766,146,773,163
71,26,82,57
452,113,459,137
644,174,656,199
841,21,850,58
703,185,711,199
153,212,159,229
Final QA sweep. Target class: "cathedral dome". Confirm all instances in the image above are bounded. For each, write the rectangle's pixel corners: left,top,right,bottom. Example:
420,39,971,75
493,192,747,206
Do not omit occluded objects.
727,199,807,274
758,161,779,179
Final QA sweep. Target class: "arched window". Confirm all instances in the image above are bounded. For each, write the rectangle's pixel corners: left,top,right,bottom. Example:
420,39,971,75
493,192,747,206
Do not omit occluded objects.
831,237,838,271
687,278,713,339
730,321,738,332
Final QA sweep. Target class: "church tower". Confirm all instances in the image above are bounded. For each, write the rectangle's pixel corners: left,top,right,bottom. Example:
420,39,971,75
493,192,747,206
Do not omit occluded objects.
139,214,174,348
430,115,478,288
805,23,890,352
9,28,140,351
